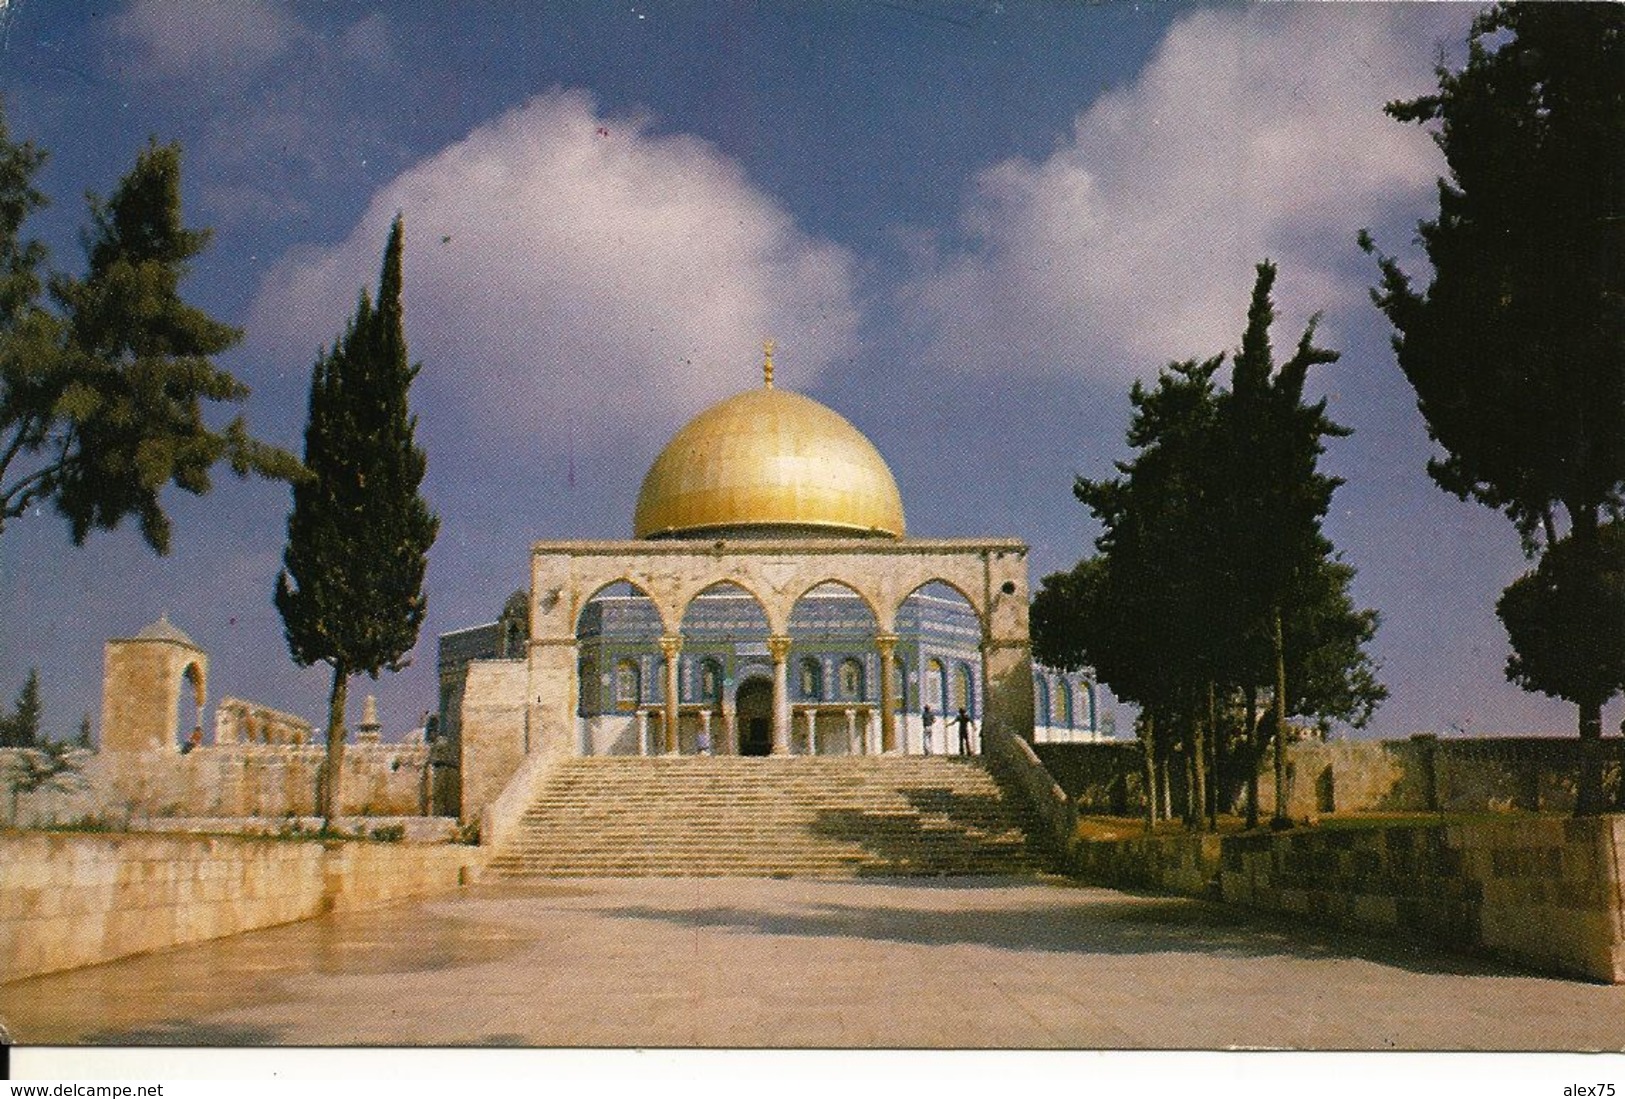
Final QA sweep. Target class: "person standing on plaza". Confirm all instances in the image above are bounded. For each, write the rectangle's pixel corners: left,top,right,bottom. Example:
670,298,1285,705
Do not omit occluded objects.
921,703,934,755
955,707,973,755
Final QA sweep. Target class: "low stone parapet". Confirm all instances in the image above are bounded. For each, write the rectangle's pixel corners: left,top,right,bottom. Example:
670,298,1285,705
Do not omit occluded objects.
1070,831,1224,899
0,832,488,983
1069,815,1625,983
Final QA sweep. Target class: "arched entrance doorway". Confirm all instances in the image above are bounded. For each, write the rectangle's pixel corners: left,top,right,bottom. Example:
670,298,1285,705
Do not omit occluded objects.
735,678,773,756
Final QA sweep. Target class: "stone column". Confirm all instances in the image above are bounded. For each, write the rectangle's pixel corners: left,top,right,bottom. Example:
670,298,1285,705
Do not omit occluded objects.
698,709,713,755
721,707,737,756
767,634,793,755
876,633,899,753
636,711,649,757
844,709,857,755
659,635,682,755
803,709,818,756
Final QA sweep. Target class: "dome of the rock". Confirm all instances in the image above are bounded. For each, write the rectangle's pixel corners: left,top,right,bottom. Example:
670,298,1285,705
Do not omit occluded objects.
633,383,906,540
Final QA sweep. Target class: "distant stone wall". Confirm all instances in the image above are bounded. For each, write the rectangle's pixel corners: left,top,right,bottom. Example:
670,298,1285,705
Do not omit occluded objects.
1040,736,1625,820
1,742,432,828
0,832,487,983
1067,817,1625,983
1260,736,1625,818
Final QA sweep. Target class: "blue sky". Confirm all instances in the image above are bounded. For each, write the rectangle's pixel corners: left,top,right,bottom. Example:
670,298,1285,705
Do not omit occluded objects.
1,0,1608,744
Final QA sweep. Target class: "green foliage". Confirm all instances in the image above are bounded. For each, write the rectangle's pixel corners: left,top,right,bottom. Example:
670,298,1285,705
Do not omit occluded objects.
0,111,301,553
1281,554,1386,731
0,667,41,748
75,712,92,749
1498,522,1625,710
368,823,406,843
1051,263,1382,728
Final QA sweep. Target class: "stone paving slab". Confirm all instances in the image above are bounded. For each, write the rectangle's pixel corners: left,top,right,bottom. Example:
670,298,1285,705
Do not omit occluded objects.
3,875,1624,1050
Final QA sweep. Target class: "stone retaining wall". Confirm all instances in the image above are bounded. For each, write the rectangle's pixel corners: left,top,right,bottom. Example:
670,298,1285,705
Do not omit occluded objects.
1068,816,1625,983
0,832,488,983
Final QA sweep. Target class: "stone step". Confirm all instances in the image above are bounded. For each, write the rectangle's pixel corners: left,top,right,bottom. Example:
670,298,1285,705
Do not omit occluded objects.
488,755,1044,880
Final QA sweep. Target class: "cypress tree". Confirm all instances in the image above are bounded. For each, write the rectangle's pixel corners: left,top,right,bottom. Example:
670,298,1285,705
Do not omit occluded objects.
275,215,438,826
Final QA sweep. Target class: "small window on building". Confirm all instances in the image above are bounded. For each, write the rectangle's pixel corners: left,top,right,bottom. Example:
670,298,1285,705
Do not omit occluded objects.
700,659,721,703
616,660,641,711
799,657,823,701
839,659,864,700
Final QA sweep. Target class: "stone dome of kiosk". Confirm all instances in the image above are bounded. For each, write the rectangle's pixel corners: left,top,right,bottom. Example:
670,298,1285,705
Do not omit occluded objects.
633,355,906,541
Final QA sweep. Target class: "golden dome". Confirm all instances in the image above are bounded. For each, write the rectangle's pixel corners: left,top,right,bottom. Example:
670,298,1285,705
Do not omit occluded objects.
634,384,906,540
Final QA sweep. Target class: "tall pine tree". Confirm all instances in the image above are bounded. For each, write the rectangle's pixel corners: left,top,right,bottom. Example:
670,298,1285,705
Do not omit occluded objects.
1,131,299,552
1361,4,1625,814
275,216,438,826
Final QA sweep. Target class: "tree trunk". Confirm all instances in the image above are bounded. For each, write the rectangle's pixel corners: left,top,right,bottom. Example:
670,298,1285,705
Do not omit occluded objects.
1271,605,1290,829
1160,751,1172,822
1576,697,1605,817
1141,714,1157,832
1206,679,1219,831
323,664,349,829
1565,506,1607,817
1190,698,1207,833
1244,686,1260,830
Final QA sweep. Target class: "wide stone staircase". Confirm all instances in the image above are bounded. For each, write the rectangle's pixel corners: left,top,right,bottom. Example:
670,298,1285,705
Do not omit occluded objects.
484,755,1047,878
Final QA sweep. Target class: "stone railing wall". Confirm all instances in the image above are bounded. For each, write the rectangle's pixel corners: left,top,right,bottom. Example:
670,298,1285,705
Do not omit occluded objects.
479,746,569,855
1068,816,1625,983
982,724,1075,857
0,832,488,983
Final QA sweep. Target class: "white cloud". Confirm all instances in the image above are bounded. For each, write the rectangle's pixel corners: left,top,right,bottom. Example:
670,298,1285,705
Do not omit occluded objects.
249,90,859,449
904,5,1464,381
112,0,302,78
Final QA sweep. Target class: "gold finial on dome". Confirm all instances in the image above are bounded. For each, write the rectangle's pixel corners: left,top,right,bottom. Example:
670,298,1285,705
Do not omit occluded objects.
762,339,775,388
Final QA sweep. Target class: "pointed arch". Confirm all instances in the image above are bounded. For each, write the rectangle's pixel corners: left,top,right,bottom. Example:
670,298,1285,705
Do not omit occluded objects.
788,578,883,629
574,578,665,637
894,579,986,637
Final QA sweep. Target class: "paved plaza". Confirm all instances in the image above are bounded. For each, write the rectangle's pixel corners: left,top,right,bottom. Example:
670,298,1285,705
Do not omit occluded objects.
4,875,1625,1050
